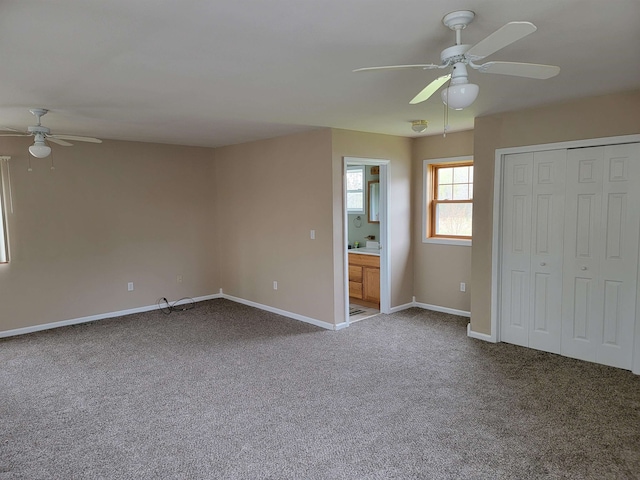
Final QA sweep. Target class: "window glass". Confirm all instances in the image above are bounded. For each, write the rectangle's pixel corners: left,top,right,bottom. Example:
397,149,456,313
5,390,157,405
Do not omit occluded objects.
435,203,473,237
425,159,473,242
346,166,365,213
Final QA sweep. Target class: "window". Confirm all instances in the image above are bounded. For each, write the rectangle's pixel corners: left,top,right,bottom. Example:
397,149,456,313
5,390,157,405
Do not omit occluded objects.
424,157,473,244
346,166,365,213
0,157,9,263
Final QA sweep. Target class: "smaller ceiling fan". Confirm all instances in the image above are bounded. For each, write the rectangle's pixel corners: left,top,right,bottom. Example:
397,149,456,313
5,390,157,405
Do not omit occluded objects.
354,10,560,110
0,108,102,158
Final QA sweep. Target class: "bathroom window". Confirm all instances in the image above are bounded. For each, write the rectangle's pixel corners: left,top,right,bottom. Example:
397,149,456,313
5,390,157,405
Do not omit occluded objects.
346,166,365,213
423,157,473,245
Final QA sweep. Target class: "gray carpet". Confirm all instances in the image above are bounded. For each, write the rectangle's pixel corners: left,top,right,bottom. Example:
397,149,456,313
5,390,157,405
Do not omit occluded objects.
1,299,639,479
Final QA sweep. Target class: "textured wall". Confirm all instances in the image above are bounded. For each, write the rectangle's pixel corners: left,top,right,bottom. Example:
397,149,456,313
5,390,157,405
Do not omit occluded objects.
0,137,218,332
214,129,336,323
412,130,474,312
471,89,640,335
331,129,413,317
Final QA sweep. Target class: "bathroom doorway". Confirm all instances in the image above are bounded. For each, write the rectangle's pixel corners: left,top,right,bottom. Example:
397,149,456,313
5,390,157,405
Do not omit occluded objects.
344,157,390,324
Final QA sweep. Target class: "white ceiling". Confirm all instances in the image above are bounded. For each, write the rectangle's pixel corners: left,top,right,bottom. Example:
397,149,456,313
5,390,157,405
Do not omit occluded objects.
0,0,638,148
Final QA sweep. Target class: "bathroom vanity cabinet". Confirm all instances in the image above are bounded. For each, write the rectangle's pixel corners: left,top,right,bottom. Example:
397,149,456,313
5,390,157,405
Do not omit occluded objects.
348,252,380,308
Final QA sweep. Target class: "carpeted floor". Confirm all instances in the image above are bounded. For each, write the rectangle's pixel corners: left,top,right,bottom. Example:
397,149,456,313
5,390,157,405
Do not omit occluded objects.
1,299,639,479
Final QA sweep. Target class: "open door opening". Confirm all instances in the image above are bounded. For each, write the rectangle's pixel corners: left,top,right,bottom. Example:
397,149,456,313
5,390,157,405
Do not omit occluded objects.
344,157,390,325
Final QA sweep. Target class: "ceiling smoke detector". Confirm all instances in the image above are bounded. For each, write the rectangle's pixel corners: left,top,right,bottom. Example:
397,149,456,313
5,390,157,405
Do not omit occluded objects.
411,120,428,133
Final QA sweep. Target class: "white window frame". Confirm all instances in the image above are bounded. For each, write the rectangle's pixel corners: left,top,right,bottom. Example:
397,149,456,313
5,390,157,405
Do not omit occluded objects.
0,157,10,263
422,156,473,247
346,165,365,214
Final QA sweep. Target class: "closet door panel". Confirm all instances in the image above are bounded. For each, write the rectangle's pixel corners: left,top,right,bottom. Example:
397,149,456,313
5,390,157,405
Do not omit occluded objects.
500,153,533,346
562,144,639,369
596,144,640,368
562,147,604,362
529,150,565,354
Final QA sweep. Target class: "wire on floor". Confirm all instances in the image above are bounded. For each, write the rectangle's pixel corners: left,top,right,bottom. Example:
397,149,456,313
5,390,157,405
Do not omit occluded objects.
157,297,196,315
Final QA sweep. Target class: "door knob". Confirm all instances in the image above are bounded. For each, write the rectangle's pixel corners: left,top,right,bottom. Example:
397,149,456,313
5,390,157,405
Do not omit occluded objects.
581,266,587,271
540,262,546,266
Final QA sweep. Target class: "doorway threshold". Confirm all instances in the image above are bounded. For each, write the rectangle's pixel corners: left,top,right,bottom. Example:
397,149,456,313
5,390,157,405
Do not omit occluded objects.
349,304,380,323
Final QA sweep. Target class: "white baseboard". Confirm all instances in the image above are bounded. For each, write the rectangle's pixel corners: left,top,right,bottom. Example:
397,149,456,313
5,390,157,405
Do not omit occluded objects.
1,291,476,339
466,323,496,343
0,291,339,339
192,293,223,302
221,294,337,331
414,302,471,318
389,302,415,313
0,293,223,339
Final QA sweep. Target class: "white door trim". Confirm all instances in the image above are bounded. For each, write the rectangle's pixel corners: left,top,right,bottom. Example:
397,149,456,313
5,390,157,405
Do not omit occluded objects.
343,157,390,327
491,134,640,373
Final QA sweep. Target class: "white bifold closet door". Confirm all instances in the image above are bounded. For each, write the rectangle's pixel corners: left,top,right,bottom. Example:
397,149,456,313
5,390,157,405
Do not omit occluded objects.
562,144,640,369
500,143,640,370
500,149,566,354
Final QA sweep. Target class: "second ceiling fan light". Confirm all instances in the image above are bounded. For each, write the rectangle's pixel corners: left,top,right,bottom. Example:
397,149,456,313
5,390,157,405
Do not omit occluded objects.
28,133,52,158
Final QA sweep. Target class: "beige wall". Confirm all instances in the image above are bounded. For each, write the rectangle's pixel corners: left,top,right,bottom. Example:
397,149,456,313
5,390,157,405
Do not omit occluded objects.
0,137,218,332
7,90,636,336
412,130,474,312
331,129,413,316
1,127,413,333
214,129,336,324
471,89,640,335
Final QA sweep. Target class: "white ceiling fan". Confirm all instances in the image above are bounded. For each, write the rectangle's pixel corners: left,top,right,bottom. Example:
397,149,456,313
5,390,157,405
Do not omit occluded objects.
354,10,560,110
0,108,102,158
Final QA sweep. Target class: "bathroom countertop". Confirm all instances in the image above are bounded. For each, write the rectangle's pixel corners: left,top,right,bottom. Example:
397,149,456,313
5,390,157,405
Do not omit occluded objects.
348,247,380,256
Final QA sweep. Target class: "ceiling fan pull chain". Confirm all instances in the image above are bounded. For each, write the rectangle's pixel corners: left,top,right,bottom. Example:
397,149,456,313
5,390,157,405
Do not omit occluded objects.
443,91,449,138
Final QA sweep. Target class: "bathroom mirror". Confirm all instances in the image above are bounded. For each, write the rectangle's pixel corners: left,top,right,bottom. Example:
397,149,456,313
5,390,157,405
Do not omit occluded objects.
368,180,379,223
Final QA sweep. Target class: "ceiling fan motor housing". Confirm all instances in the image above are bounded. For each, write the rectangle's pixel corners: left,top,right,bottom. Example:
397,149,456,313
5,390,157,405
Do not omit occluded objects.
450,63,471,84
440,44,471,65
27,125,50,135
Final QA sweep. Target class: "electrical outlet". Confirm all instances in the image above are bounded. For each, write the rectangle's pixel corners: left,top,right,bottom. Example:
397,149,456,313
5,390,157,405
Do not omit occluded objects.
127,282,134,292
310,229,316,240
460,282,466,292
273,281,278,290
177,275,183,283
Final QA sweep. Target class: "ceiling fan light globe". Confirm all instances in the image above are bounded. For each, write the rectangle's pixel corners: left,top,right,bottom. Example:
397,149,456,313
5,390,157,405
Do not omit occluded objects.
441,83,479,110
29,141,51,158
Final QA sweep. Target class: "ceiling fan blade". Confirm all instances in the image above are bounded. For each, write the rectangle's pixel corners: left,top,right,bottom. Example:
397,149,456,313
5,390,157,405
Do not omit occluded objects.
409,74,451,105
0,126,22,133
466,22,537,60
47,137,73,146
353,64,441,73
475,61,560,79
49,134,102,144
0,133,30,137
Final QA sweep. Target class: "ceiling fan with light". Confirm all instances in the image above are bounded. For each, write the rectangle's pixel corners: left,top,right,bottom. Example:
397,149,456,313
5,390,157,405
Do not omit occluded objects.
354,10,560,110
0,108,102,158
